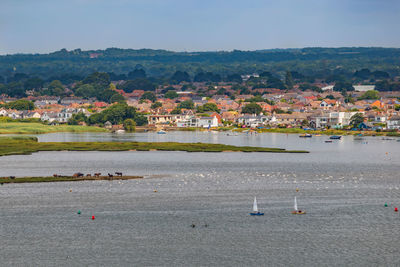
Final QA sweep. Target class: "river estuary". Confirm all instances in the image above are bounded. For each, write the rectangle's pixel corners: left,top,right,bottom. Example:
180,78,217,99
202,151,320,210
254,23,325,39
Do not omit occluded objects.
0,132,399,266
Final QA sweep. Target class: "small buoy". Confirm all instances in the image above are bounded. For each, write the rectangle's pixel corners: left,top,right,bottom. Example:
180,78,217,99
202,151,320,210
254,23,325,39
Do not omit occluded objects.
384,203,388,207
395,207,398,212
92,215,95,220
296,188,299,192
69,189,72,192
77,210,81,215
191,224,195,228
153,190,158,193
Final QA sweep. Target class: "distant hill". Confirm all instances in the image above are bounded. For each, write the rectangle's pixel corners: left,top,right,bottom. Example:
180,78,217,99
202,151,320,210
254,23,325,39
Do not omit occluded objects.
1,47,400,79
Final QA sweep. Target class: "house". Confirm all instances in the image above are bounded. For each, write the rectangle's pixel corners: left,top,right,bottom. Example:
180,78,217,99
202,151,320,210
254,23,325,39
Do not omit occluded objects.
41,112,58,122
7,110,23,119
310,111,360,129
273,113,308,126
147,114,189,125
34,96,60,107
21,111,41,119
237,114,270,128
196,115,219,128
60,97,88,105
387,116,400,130
353,85,375,92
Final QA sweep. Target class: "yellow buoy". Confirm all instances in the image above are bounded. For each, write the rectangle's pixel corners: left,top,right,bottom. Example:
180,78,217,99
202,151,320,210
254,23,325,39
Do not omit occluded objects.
69,189,72,192
153,190,158,193
296,188,299,192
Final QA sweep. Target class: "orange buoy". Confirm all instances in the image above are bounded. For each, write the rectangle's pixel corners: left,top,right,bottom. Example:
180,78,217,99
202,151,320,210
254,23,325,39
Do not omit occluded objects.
92,215,95,220
395,207,398,212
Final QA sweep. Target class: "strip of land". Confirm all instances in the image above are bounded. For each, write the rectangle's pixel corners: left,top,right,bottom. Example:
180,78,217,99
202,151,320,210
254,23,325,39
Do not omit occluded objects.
0,175,143,184
0,136,308,157
0,122,107,134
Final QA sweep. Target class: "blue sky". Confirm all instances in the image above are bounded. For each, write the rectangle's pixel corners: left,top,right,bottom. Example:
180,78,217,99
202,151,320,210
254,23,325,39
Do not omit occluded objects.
1,0,399,54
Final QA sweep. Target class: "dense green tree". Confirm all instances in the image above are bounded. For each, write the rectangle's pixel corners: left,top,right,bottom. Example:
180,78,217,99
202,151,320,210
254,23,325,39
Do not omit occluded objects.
24,77,44,90
164,90,178,99
123,118,136,132
9,73,29,83
3,99,34,110
359,90,380,100
45,80,64,96
177,100,194,109
242,103,262,114
350,113,365,127
333,81,354,92
140,92,156,102
353,68,371,80
170,71,191,83
127,69,146,80
266,77,286,89
285,71,294,89
151,102,162,109
75,84,96,98
83,72,110,89
6,82,26,97
87,103,146,126
194,72,221,82
226,74,242,83
120,78,156,92
197,103,220,113
68,112,87,125
110,93,125,103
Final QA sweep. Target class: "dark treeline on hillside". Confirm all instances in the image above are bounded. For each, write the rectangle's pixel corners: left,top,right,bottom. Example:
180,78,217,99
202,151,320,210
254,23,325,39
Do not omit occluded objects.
1,47,400,79
1,47,400,101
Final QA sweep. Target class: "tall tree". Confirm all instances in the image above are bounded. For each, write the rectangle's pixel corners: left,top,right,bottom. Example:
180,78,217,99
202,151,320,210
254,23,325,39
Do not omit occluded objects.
285,71,294,89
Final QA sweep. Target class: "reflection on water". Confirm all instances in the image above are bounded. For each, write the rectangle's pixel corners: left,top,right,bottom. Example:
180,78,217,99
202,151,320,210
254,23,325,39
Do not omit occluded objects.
0,132,399,266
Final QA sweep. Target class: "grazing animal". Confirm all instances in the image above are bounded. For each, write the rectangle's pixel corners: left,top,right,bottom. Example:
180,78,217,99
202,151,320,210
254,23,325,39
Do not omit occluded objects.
108,173,114,178
86,174,91,177
73,173,84,178
94,173,101,177
53,174,58,177
115,172,123,177
9,176,15,179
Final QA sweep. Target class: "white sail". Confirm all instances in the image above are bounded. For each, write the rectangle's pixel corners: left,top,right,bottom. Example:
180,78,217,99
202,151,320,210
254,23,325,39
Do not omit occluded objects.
253,197,258,212
294,196,298,211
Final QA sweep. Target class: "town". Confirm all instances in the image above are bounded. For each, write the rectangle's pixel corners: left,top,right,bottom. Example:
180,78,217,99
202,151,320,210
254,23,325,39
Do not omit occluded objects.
1,69,400,133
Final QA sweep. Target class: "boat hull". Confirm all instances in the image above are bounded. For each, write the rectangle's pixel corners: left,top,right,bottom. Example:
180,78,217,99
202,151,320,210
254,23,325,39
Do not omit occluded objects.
250,212,264,216
291,211,306,215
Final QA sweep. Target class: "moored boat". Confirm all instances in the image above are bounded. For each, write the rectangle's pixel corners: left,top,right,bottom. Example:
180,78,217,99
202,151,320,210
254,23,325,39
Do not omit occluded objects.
329,135,341,140
250,197,264,216
299,133,312,138
157,130,167,134
291,196,306,215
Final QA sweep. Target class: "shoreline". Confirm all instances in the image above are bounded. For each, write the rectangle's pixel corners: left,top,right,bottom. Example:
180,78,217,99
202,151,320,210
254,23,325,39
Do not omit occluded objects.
0,175,143,184
0,137,309,156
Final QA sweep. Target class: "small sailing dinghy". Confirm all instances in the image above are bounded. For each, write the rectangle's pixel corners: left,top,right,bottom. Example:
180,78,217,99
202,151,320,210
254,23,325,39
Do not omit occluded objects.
291,196,306,215
250,197,264,216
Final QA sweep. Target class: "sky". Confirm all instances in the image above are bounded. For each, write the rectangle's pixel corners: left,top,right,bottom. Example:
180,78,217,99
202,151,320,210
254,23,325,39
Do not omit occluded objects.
1,0,400,55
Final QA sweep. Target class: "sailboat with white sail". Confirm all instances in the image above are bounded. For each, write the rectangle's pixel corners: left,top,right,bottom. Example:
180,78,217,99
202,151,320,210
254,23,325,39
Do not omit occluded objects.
250,197,264,216
291,196,306,214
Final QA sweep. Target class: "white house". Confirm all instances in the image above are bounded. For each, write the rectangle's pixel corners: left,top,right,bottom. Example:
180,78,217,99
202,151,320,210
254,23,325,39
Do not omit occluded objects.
387,116,400,130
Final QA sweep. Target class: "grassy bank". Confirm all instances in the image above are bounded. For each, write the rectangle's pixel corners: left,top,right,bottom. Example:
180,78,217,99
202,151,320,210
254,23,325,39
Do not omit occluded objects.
0,136,308,157
0,175,143,184
0,122,107,134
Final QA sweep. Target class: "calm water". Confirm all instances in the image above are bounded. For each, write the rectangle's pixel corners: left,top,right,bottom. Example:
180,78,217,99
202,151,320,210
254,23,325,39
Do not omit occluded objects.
0,132,399,266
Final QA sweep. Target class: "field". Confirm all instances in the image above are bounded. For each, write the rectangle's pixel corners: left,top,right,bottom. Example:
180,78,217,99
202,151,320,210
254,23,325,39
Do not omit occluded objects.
0,136,308,157
0,122,107,134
